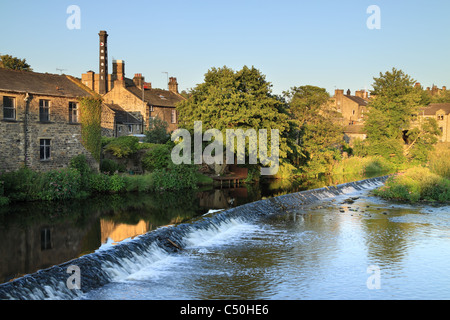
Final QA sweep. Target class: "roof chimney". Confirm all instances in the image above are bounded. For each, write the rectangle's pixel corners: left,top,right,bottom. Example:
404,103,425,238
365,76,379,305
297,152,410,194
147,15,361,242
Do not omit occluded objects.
112,60,125,87
133,73,144,88
168,77,178,93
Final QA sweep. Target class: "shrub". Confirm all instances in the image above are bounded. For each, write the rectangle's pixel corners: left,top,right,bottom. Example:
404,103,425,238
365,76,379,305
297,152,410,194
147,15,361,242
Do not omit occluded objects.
103,136,140,158
100,159,119,175
122,174,154,192
152,163,198,191
40,168,82,201
141,144,170,172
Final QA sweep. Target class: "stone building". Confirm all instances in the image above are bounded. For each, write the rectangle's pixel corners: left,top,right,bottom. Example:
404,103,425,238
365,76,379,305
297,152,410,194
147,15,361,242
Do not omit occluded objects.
101,103,142,137
417,103,450,142
333,89,369,125
81,31,186,135
0,68,98,172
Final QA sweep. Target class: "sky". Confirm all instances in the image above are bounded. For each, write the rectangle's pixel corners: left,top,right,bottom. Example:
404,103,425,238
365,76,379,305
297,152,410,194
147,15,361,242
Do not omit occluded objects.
1,0,449,96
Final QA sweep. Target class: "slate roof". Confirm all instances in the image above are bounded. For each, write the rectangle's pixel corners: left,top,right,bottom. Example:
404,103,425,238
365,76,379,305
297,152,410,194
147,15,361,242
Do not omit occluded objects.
0,68,92,98
124,78,185,108
104,103,142,125
344,95,368,106
420,103,450,115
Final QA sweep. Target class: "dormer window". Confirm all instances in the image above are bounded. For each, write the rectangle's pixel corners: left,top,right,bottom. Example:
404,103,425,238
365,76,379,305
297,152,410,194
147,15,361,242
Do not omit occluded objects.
437,114,444,121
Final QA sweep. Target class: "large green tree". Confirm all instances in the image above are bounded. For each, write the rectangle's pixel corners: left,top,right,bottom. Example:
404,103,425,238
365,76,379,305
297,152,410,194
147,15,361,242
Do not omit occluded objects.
363,68,424,162
176,66,293,167
0,54,32,71
286,85,344,175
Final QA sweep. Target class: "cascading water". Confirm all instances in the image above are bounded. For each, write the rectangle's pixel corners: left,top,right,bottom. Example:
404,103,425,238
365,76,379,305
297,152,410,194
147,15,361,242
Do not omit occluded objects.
0,176,389,300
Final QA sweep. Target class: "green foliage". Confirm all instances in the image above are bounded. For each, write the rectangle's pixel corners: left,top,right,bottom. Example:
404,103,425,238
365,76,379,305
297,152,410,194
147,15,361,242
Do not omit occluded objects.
40,168,82,201
0,54,32,71
88,173,125,194
363,68,424,161
374,167,450,203
141,144,171,172
144,117,170,144
406,118,441,163
428,146,450,179
100,159,120,175
69,154,91,176
122,174,155,192
103,136,140,158
333,156,396,175
286,85,344,175
176,66,292,161
152,163,198,191
79,97,102,161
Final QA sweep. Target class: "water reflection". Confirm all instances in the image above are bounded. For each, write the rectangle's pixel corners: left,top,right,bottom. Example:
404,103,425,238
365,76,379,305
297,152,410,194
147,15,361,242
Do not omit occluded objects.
0,173,383,285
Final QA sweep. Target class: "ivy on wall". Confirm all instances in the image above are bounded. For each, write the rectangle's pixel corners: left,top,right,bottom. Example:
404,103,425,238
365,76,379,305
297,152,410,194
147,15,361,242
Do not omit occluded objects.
79,97,102,162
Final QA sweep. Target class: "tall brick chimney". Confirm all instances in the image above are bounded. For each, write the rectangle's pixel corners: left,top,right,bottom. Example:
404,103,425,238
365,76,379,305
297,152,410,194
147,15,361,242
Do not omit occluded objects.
98,30,108,94
168,77,178,93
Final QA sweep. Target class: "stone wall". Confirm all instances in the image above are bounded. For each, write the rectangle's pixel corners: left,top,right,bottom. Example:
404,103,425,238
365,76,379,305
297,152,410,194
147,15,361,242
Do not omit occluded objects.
0,92,98,172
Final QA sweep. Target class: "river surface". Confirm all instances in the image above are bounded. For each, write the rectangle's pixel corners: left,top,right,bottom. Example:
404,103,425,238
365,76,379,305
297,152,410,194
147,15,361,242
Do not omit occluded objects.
1,174,450,300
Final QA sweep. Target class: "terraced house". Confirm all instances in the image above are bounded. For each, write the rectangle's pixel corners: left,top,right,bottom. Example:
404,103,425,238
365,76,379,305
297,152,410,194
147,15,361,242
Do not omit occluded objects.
0,68,98,172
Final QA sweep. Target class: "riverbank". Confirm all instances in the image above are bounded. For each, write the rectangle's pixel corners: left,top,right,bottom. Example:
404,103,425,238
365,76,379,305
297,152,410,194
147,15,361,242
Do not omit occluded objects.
373,167,450,203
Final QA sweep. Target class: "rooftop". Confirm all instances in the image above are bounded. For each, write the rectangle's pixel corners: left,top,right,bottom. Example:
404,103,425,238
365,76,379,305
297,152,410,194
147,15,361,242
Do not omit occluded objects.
0,68,92,98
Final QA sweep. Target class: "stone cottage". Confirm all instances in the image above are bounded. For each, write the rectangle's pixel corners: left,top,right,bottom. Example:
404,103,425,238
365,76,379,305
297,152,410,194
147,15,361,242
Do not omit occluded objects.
0,68,98,172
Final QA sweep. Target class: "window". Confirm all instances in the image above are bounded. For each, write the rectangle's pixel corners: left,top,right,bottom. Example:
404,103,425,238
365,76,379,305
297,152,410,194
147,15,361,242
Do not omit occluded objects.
437,114,444,121
69,102,78,123
40,139,51,161
171,109,177,124
149,105,154,112
41,228,52,251
128,124,133,133
39,99,50,122
3,96,16,120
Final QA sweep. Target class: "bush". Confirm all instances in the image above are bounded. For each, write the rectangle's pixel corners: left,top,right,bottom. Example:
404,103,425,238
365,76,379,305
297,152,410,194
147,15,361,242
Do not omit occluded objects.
103,136,140,158
40,168,82,201
88,173,126,194
100,159,119,175
122,174,154,192
1,166,42,201
141,144,170,172
152,163,198,191
69,154,91,176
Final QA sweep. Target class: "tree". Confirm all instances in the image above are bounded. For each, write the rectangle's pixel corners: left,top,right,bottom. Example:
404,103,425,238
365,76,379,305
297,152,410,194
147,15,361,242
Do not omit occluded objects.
363,68,423,162
0,54,32,71
144,116,170,144
286,85,344,175
405,117,441,162
176,66,293,168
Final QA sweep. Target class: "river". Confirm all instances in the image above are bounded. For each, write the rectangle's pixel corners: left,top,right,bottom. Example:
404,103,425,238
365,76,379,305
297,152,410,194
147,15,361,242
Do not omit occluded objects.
1,174,449,300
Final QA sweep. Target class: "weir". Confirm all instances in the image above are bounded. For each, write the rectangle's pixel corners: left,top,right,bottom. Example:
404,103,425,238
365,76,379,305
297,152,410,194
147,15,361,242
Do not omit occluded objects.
0,175,389,300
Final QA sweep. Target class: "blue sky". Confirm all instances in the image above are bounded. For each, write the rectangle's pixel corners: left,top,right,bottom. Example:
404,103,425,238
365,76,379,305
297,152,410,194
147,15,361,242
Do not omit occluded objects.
1,0,449,95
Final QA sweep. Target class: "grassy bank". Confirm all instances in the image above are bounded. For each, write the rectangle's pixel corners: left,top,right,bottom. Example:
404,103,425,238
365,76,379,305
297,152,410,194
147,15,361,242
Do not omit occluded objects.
373,167,450,203
372,146,450,203
332,155,399,176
